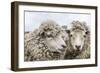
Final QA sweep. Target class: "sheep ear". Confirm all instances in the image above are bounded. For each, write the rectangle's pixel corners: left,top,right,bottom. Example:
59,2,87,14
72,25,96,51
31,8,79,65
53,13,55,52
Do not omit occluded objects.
72,20,76,24
66,30,70,34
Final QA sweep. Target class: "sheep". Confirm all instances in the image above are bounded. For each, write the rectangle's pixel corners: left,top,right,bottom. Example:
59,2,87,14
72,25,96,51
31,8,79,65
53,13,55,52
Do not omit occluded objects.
24,20,68,61
64,20,90,59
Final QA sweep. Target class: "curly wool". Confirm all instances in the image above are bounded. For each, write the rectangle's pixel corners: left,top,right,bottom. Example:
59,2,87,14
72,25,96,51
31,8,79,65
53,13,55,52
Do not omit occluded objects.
24,20,67,61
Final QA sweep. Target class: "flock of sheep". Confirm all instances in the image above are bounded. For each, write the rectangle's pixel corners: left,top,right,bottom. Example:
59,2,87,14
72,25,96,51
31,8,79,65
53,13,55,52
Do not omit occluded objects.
24,20,90,61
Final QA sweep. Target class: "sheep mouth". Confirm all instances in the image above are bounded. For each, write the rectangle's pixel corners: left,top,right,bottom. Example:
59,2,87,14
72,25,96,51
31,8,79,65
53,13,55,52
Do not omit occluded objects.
53,51,60,54
71,50,81,57
58,49,65,53
52,51,61,58
53,49,65,54
74,48,82,52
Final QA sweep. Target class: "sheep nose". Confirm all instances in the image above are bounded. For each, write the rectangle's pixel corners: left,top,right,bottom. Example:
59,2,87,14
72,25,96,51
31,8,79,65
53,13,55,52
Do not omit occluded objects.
61,45,66,48
75,45,80,50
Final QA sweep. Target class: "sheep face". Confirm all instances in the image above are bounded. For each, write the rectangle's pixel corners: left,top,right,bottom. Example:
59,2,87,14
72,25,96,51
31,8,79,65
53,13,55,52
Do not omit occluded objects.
69,29,87,52
40,28,67,54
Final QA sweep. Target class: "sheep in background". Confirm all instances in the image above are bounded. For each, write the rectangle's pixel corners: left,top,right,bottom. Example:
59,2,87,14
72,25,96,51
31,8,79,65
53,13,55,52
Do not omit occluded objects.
24,20,68,61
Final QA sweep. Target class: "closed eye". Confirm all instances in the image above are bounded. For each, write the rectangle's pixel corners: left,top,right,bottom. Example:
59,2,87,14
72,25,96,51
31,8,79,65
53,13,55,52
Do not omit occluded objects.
83,35,86,38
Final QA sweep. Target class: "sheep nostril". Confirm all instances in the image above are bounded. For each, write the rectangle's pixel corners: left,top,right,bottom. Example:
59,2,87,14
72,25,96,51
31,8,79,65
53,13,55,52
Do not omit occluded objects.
61,45,66,48
75,45,80,50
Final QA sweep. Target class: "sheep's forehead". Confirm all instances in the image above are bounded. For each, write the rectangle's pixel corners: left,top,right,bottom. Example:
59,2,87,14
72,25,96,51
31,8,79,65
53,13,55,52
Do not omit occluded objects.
43,26,61,35
71,29,85,35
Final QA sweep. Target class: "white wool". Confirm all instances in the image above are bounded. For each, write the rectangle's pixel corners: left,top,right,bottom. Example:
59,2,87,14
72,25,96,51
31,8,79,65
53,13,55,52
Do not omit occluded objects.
24,20,68,61
64,20,90,59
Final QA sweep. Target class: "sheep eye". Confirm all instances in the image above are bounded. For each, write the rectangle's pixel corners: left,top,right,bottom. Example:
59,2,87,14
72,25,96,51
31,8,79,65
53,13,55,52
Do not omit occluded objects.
83,35,86,38
70,34,73,37
47,35,52,38
62,36,65,38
